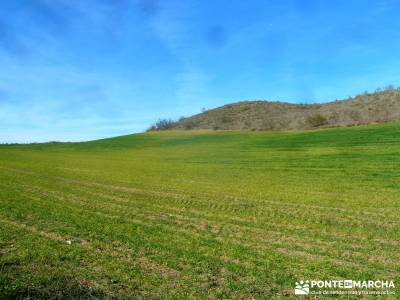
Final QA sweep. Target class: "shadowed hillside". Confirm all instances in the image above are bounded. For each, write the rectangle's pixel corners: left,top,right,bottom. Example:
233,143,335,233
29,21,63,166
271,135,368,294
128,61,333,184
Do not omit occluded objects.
151,88,400,131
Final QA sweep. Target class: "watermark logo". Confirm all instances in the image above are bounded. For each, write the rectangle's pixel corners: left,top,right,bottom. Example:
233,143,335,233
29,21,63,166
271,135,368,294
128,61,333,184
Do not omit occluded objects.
343,280,353,289
294,279,395,296
295,281,310,295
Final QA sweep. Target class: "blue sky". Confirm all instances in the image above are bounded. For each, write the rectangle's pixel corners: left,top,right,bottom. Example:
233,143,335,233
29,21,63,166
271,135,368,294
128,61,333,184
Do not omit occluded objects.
1,0,400,142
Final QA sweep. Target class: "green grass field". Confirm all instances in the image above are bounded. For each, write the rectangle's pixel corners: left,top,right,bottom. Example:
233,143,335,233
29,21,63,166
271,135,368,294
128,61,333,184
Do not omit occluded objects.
1,123,399,299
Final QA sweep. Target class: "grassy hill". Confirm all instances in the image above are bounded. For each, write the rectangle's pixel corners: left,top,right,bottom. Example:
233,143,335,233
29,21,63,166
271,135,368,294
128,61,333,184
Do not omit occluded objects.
1,123,400,298
157,88,400,131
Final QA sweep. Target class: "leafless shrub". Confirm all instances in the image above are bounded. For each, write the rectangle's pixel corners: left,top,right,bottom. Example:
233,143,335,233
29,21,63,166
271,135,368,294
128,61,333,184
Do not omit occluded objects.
147,118,177,131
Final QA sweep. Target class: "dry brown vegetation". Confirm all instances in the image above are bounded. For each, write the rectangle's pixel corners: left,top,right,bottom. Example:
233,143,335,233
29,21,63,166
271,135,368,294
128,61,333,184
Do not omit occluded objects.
156,88,400,131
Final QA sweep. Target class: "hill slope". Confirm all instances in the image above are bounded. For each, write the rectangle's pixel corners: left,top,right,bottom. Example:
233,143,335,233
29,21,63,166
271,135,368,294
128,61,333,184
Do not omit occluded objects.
163,88,400,131
1,123,400,298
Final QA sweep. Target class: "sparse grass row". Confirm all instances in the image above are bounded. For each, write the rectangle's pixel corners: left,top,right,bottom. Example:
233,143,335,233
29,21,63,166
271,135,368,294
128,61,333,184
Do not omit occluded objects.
1,168,399,240
0,178,292,298
1,172,397,254
1,172,398,296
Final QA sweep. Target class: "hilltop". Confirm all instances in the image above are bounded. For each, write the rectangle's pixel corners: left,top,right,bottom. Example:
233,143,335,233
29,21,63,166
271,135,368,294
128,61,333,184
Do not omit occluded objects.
150,88,400,131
